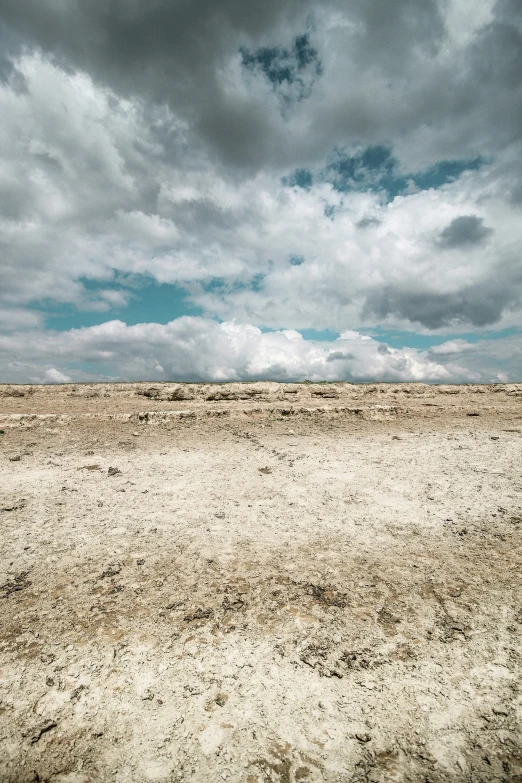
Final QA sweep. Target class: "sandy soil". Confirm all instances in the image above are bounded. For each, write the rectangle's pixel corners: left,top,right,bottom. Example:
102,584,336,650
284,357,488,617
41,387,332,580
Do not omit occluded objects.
1,381,522,783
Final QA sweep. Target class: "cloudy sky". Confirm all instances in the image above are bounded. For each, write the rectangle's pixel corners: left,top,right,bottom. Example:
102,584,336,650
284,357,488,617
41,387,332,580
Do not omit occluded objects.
0,0,521,383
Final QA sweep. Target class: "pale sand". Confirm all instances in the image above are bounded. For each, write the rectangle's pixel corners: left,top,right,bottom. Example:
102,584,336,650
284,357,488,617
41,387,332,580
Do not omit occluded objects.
1,382,521,782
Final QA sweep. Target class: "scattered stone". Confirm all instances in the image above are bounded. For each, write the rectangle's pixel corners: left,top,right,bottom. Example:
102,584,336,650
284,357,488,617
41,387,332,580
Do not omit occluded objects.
310,388,340,398
1,388,25,398
467,412,480,417
77,464,101,471
99,562,123,579
1,499,27,512
222,595,245,612
355,733,372,743
259,466,272,474
184,607,214,622
490,436,499,440
24,720,57,744
137,558,145,565
108,466,122,476
305,583,348,608
71,685,86,702
132,431,139,437
141,689,154,701
9,455,21,462
46,677,55,687
160,600,184,616
168,387,195,401
138,387,162,400
214,511,226,519
0,571,31,598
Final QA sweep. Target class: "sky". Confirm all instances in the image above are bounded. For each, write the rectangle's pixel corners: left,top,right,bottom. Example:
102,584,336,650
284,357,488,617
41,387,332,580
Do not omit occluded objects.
0,0,521,384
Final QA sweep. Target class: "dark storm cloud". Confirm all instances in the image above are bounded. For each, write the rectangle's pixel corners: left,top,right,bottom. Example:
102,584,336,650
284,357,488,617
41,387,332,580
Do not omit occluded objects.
363,274,522,330
0,21,27,92
437,216,493,249
0,0,312,168
2,0,510,172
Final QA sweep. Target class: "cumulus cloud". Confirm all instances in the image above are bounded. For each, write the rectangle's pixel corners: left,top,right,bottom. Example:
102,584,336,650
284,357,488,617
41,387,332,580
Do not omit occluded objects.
0,318,518,385
42,368,72,384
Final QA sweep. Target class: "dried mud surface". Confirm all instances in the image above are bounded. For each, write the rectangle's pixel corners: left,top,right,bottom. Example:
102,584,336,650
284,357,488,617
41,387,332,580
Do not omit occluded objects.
1,381,522,782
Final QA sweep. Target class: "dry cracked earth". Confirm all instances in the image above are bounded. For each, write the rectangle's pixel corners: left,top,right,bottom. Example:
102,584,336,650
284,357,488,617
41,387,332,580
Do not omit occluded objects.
1,381,522,782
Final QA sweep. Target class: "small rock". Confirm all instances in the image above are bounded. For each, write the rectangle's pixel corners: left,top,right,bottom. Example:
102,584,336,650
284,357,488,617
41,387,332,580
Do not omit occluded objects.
259,466,272,474
45,677,55,687
132,432,139,437
355,733,371,743
184,607,214,622
100,562,122,579
141,689,154,701
9,455,21,462
1,499,27,512
24,720,57,744
214,511,225,519
108,466,121,476
467,412,480,417
137,558,145,566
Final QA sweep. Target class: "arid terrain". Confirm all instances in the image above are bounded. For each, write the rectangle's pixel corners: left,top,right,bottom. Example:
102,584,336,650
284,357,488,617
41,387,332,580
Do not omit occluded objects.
1,381,522,783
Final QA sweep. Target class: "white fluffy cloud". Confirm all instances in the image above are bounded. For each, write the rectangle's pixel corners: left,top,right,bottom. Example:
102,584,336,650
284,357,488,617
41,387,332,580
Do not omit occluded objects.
0,318,517,385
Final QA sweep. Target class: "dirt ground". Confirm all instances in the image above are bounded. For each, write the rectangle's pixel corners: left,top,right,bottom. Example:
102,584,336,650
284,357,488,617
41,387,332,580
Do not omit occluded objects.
1,381,522,783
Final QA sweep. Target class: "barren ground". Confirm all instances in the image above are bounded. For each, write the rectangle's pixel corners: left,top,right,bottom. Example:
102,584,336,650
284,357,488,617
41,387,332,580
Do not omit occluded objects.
1,381,522,783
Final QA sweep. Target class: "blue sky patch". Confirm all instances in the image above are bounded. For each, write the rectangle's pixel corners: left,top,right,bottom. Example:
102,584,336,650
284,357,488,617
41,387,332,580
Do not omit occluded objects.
360,326,520,350
38,280,202,330
282,168,313,190
282,147,486,201
240,33,322,103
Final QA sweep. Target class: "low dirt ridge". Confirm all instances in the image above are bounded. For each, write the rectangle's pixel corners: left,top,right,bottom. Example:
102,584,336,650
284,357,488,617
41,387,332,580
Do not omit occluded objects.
1,382,521,782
